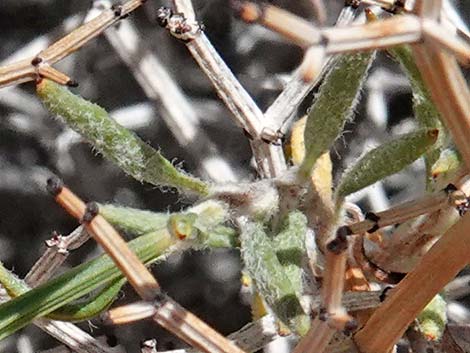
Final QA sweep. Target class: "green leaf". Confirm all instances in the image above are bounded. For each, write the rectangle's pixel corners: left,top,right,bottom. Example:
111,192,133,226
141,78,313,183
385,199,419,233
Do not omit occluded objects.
47,278,126,322
36,79,209,196
99,201,238,248
240,220,310,336
272,211,307,299
0,230,174,340
299,51,376,180
391,45,449,188
0,201,238,337
99,203,169,236
0,261,124,322
336,128,439,200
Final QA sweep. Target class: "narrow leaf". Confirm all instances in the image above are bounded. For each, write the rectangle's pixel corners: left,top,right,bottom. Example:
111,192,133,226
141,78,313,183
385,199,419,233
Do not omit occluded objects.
0,260,126,322
0,230,174,340
0,202,237,338
391,45,449,187
240,220,310,336
36,79,209,196
272,211,307,299
336,128,439,200
299,51,375,180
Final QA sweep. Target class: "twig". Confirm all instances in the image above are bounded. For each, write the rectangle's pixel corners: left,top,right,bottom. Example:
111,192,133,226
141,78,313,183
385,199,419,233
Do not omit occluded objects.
345,185,465,235
293,228,356,353
88,1,237,182
0,0,146,88
422,19,470,65
354,212,470,353
292,319,336,353
34,319,119,353
263,5,357,132
47,178,160,300
410,0,470,171
308,0,327,25
234,3,423,52
163,0,286,177
25,226,89,286
48,178,248,353
145,315,281,353
412,47,470,169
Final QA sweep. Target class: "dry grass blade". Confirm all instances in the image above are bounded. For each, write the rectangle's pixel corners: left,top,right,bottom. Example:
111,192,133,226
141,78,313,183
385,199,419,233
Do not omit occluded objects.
0,0,145,88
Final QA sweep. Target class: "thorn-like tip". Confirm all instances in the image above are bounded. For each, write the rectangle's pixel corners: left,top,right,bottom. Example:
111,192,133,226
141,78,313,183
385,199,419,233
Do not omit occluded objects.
318,307,329,321
31,56,43,66
82,202,100,223
380,286,393,302
66,79,79,88
46,177,64,196
364,211,380,223
111,4,123,17
156,7,172,27
444,183,458,194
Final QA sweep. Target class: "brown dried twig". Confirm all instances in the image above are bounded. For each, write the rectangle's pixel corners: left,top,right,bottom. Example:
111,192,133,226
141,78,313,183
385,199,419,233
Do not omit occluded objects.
47,177,248,353
354,211,470,353
0,0,146,88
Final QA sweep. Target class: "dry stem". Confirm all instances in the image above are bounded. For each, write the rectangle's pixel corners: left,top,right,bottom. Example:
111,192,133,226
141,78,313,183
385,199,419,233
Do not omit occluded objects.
0,0,146,88
25,226,89,286
354,212,470,353
346,186,465,235
169,0,286,178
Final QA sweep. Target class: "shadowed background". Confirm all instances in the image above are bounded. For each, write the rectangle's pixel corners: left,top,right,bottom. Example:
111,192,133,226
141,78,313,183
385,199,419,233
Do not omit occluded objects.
0,1,469,352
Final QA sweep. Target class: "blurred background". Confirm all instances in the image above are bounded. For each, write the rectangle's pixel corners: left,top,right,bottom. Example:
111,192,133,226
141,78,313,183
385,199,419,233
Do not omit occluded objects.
1,1,470,352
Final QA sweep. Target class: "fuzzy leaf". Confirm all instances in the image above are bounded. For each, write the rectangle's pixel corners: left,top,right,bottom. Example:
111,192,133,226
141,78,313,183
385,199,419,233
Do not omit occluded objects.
36,79,209,196
0,202,238,337
299,51,376,180
272,211,307,299
240,220,310,336
100,201,237,248
99,204,169,235
336,128,439,200
391,45,449,187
